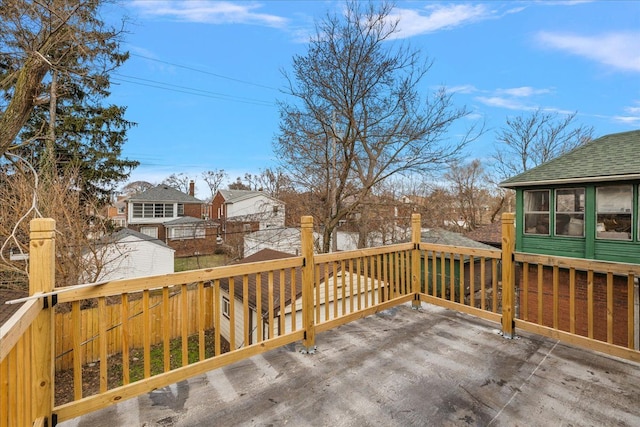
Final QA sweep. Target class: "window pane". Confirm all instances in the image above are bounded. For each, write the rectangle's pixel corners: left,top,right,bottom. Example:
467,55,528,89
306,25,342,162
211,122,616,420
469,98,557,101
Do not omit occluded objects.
177,204,184,216
154,203,164,218
222,297,230,318
143,203,153,218
165,204,174,217
140,227,158,239
133,203,142,218
524,190,550,235
596,185,632,240
555,188,585,237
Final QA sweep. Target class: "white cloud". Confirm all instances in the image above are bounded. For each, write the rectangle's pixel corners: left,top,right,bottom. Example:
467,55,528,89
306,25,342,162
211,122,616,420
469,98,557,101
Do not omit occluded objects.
475,85,556,111
130,1,288,28
624,104,640,115
536,31,640,72
613,116,640,125
496,86,552,97
536,1,594,5
612,103,640,126
389,4,493,38
475,96,530,110
446,84,478,94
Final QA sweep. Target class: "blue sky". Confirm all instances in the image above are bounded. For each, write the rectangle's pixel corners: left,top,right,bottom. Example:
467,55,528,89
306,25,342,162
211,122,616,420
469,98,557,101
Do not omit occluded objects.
105,1,640,196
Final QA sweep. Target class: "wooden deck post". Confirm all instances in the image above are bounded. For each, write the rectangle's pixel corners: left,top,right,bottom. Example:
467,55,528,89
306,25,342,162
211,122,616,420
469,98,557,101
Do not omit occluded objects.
501,213,515,339
301,216,316,353
411,213,422,309
29,218,56,425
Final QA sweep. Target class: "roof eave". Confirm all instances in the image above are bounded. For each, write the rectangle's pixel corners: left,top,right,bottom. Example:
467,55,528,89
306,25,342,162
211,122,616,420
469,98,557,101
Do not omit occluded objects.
500,173,640,188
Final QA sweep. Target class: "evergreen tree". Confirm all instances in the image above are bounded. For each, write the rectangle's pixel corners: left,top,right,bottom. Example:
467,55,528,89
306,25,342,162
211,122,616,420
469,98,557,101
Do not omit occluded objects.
0,0,137,203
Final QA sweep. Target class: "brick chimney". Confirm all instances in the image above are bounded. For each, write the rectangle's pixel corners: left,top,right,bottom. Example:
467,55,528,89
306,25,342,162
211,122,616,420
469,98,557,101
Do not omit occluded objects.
189,180,195,197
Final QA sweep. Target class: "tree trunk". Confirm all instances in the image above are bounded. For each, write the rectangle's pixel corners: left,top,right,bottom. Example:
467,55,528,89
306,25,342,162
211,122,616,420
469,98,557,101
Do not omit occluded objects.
0,53,49,157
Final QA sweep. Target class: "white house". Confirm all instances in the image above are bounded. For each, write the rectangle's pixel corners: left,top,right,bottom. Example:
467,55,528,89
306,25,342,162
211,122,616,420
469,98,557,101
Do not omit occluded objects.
243,227,301,258
212,190,285,230
218,249,386,349
84,228,175,282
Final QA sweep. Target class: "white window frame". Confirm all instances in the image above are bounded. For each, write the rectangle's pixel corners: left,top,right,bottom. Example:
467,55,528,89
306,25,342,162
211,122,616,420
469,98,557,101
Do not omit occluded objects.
596,185,633,240
168,225,205,240
222,296,230,319
132,203,175,219
140,226,158,239
524,190,550,235
554,188,585,237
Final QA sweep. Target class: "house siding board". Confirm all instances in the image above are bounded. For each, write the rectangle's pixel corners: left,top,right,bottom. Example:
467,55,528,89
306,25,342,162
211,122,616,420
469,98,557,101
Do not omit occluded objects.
219,290,260,347
214,190,285,230
227,195,285,229
594,241,640,264
91,234,175,282
514,181,640,264
244,228,301,258
520,236,586,259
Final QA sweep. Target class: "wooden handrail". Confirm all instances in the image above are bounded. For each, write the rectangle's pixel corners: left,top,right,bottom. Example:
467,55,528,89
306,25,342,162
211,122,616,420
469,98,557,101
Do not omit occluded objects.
515,252,640,275
0,297,41,361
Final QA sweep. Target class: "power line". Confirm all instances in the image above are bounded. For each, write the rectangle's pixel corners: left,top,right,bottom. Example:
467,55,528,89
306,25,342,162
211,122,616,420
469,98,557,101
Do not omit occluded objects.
111,74,274,107
130,53,281,91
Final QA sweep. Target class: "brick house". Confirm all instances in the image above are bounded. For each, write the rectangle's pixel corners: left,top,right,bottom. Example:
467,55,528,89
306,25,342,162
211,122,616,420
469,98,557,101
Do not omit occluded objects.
500,129,640,346
126,183,219,257
105,195,128,228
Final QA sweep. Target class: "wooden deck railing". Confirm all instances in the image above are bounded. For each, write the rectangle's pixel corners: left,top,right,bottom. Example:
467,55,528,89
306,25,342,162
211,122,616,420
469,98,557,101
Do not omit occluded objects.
1,213,639,426
513,252,640,361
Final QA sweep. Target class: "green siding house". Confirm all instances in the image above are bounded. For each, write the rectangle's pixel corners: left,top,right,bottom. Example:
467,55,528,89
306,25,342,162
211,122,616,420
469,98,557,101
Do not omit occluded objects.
500,129,640,264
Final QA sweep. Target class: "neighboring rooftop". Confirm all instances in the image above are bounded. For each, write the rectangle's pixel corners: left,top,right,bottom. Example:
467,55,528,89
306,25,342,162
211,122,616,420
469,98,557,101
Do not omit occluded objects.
128,185,202,203
60,303,640,426
500,129,640,187
103,227,173,249
163,216,218,227
420,228,497,251
218,189,275,203
465,221,503,248
221,249,305,314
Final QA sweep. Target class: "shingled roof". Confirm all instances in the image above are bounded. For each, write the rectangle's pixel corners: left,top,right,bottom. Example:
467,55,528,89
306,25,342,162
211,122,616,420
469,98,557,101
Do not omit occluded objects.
464,221,503,248
218,189,269,203
420,228,496,250
500,129,640,188
129,185,202,203
219,249,331,316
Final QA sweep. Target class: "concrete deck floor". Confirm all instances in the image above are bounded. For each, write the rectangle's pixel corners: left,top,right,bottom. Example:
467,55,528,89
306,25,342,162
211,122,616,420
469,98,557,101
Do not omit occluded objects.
60,303,640,427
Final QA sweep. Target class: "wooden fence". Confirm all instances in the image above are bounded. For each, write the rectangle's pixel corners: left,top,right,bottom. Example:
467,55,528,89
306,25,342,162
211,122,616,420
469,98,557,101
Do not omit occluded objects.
2,214,639,427
54,285,214,371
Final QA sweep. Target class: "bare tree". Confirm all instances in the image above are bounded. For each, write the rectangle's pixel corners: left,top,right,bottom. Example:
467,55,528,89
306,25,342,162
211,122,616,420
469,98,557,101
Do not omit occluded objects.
162,173,192,193
243,168,293,198
228,177,251,190
121,180,155,197
493,109,594,180
0,162,122,291
0,0,128,159
275,1,480,252
202,169,228,201
444,159,492,231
